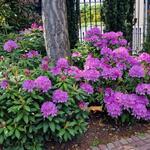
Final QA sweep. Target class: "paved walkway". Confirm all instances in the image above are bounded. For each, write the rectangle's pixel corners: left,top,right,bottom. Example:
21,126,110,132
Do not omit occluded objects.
90,130,150,150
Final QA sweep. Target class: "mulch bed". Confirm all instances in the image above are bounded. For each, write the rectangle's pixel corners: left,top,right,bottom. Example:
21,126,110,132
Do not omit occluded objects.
47,113,150,150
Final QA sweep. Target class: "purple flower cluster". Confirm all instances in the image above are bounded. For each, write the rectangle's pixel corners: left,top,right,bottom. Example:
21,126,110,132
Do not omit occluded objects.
138,52,150,63
56,58,69,69
25,50,39,58
80,83,94,94
0,80,8,89
101,67,122,80
78,101,88,110
35,76,52,92
31,22,43,31
83,69,100,81
52,89,68,103
72,52,81,58
136,83,150,95
40,56,50,71
84,54,100,70
41,101,58,118
104,88,150,119
67,66,83,80
22,80,35,92
50,58,69,75
3,40,18,52
84,28,127,49
129,65,145,78
22,76,52,93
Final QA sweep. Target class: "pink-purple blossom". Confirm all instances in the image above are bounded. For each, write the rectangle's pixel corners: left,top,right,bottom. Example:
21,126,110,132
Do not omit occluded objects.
83,69,100,81
136,83,150,95
78,101,88,110
67,66,83,80
34,76,52,92
138,52,150,63
41,101,58,118
3,40,18,52
129,65,145,78
50,66,62,75
26,50,39,58
72,52,81,57
104,88,149,119
0,80,9,89
80,83,94,94
101,67,122,80
22,80,35,92
52,89,68,103
56,58,69,69
84,54,101,70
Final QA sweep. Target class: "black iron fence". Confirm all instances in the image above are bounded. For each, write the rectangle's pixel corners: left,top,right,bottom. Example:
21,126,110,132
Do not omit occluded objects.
78,0,150,52
79,0,104,40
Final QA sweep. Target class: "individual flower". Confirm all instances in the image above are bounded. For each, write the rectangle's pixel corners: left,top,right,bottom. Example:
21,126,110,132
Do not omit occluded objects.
41,101,58,118
84,27,101,42
42,56,50,64
38,25,43,31
106,103,122,118
0,80,9,89
136,83,150,95
83,69,100,81
50,66,62,75
72,52,81,57
84,54,101,70
101,67,122,80
52,89,68,103
35,76,52,92
119,39,127,46
56,58,69,69
129,65,145,78
26,50,39,58
31,22,38,29
102,31,122,40
22,80,35,92
67,66,83,80
3,40,18,52
132,104,148,119
80,83,94,94
112,47,129,61
78,101,88,111
24,69,31,76
138,52,150,63
101,47,113,56
110,39,119,45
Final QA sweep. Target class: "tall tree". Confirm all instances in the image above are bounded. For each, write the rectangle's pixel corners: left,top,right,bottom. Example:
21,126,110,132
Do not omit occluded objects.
42,0,70,60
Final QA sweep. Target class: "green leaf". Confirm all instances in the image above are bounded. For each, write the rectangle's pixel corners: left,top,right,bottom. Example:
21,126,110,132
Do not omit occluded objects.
23,115,29,124
43,123,48,133
15,129,20,139
0,135,4,144
24,106,30,112
67,128,75,136
49,122,55,132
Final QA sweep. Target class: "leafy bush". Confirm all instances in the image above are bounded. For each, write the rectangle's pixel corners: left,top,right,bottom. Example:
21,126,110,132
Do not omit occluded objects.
0,0,41,33
0,40,89,149
0,23,45,57
72,27,150,123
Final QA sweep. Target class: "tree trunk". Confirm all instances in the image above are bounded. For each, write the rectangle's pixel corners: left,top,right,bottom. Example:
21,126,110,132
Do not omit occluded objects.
42,0,70,60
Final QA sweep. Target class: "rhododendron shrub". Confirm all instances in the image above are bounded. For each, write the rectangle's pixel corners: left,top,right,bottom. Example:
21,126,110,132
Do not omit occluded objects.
0,23,45,59
72,27,150,123
0,44,89,149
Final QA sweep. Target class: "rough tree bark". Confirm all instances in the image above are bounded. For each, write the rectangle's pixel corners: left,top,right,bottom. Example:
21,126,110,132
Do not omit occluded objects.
42,0,70,60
